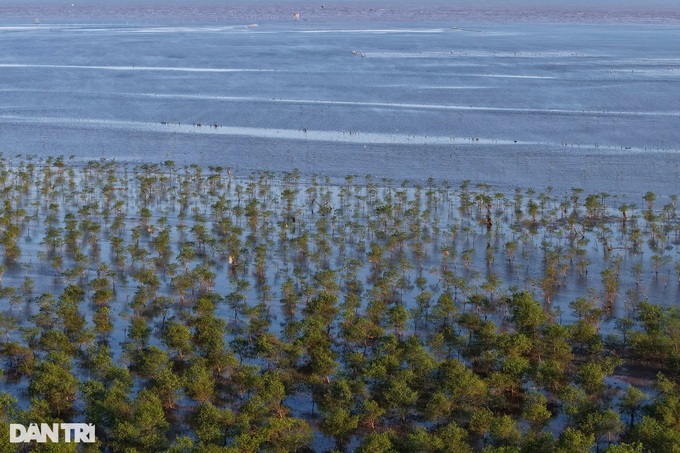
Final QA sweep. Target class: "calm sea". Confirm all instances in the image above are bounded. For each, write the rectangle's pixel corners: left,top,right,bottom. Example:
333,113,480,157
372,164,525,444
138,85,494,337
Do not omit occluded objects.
1,3,679,199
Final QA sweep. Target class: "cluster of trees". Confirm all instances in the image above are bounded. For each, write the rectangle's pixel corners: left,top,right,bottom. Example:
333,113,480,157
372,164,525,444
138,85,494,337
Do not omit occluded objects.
0,155,678,452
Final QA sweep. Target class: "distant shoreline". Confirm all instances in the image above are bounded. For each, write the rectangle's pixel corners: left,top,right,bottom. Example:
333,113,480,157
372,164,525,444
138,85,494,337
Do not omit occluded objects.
2,4,680,26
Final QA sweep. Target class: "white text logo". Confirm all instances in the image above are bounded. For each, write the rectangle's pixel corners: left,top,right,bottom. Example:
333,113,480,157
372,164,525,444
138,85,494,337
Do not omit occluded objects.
9,424,96,443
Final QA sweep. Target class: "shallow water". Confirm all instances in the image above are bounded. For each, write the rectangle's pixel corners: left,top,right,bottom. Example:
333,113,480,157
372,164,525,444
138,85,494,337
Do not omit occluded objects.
1,16,679,201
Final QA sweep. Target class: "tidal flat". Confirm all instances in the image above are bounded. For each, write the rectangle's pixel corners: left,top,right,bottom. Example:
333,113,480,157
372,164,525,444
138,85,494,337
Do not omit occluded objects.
1,18,680,200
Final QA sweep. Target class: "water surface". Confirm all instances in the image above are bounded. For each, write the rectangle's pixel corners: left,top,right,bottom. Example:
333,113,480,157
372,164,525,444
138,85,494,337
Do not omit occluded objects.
1,6,679,201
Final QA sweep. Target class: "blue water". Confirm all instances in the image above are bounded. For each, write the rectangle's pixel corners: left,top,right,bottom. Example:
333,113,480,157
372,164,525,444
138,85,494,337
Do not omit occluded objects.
1,6,680,200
